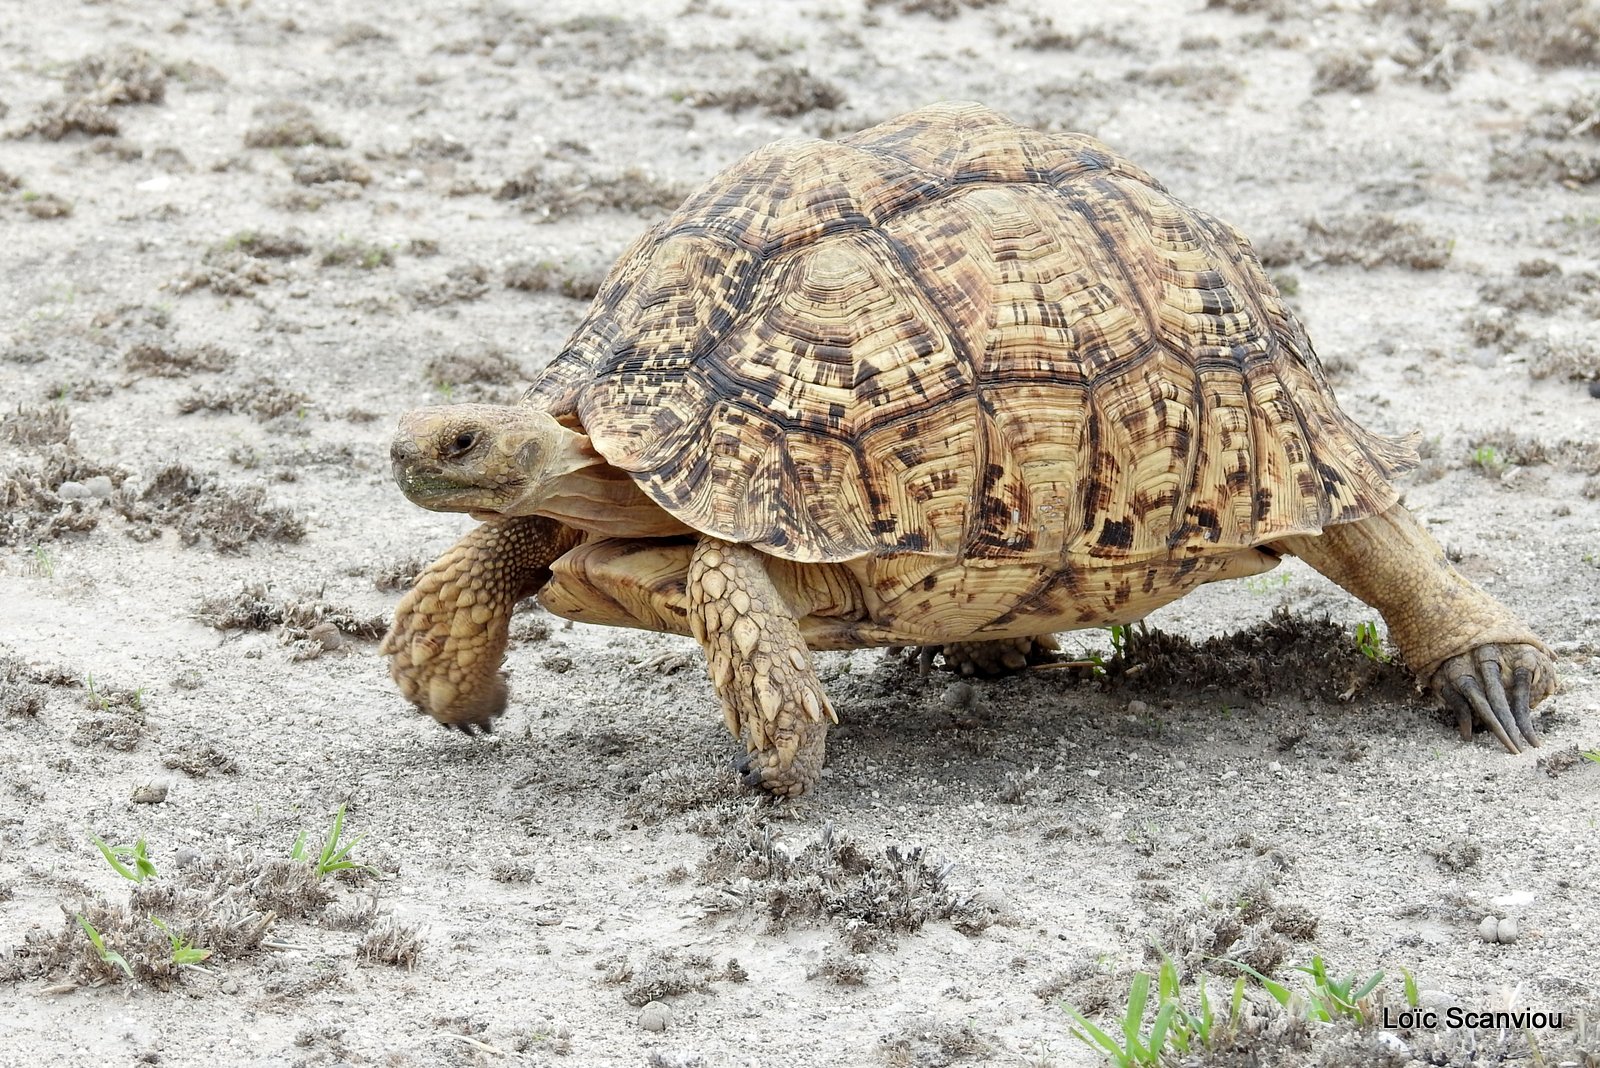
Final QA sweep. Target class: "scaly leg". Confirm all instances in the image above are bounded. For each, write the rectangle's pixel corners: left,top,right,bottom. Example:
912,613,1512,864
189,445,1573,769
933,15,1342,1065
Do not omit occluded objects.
905,635,1061,676
381,515,579,733
1272,501,1556,752
687,538,836,796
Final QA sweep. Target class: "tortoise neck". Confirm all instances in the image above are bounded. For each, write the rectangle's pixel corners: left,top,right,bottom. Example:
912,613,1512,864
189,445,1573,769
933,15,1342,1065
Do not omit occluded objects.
537,435,692,538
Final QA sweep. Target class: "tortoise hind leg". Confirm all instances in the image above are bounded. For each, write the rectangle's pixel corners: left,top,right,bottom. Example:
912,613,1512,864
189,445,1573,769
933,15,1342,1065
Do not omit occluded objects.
1271,501,1556,752
382,515,579,732
903,635,1061,676
687,538,836,797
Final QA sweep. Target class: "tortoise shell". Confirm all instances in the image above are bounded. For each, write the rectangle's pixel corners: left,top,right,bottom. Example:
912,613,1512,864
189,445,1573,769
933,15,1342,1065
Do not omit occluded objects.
526,101,1417,565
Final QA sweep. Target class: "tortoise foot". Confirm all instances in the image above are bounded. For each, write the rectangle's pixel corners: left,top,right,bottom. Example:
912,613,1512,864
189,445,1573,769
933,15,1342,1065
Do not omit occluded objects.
1434,643,1555,754
909,635,1060,677
735,720,827,798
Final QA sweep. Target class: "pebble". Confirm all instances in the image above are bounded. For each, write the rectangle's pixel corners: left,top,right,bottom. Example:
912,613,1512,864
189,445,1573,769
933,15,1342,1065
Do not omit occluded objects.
308,622,344,651
174,846,201,869
1478,915,1502,942
57,481,91,500
941,682,975,710
638,1001,672,1033
84,476,114,498
220,978,239,995
1376,1033,1409,1055
1126,699,1149,717
1496,917,1520,943
131,780,169,804
490,42,518,66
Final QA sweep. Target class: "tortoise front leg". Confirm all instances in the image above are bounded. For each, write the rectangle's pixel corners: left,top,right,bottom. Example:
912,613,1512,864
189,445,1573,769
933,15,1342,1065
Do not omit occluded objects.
687,538,837,797
381,515,579,733
1272,501,1556,752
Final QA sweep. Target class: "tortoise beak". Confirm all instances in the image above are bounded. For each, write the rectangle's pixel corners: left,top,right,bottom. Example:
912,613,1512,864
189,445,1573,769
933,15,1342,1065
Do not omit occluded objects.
390,433,452,507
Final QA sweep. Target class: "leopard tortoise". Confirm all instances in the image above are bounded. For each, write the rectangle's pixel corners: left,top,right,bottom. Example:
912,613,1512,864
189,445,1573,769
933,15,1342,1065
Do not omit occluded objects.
382,102,1555,796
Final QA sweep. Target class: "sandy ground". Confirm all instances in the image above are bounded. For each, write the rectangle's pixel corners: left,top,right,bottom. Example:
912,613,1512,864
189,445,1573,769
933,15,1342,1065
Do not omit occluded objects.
2,1,1599,1065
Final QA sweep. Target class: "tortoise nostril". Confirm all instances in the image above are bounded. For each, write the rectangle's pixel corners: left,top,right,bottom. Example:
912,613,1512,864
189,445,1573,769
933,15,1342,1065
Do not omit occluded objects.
391,438,421,465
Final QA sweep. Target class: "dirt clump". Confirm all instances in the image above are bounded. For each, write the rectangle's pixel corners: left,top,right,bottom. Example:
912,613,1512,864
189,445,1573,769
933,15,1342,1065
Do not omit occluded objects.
408,262,491,307
195,583,385,641
866,0,1004,18
503,258,607,301
1156,876,1318,977
12,45,167,141
119,463,306,553
422,344,524,394
177,379,309,422
1311,50,1378,93
243,101,346,150
124,342,235,378
699,817,1001,951
600,947,746,1006
695,65,846,117
1258,213,1452,270
495,161,683,220
1110,609,1409,704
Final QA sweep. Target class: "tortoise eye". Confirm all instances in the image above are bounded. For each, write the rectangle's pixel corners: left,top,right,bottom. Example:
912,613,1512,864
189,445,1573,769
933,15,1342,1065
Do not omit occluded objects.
446,431,477,456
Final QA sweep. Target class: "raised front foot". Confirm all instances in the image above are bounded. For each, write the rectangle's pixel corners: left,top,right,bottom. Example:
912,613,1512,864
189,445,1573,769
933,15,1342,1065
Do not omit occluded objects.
380,515,575,732
688,538,836,797
734,718,829,798
1433,643,1556,754
907,635,1060,676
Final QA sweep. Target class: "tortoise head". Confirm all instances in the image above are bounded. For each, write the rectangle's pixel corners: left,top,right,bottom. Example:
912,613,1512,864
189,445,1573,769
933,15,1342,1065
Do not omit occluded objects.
389,404,595,517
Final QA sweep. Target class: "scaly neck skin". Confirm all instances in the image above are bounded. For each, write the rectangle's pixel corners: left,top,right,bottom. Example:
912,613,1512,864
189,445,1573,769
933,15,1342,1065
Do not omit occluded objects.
517,425,693,539
536,463,695,538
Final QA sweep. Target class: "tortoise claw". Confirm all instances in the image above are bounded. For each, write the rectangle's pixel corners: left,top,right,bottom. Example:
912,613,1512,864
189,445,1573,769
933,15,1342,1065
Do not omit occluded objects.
731,724,826,798
1434,644,1551,754
441,720,494,737
733,752,765,789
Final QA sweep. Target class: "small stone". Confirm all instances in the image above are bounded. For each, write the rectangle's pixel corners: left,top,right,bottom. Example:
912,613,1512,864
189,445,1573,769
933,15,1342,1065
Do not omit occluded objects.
941,682,975,710
220,977,239,995
638,1000,672,1033
1126,699,1150,717
131,780,169,804
1478,915,1500,942
1496,917,1519,943
174,846,201,869
1377,1032,1409,1055
57,481,90,499
1267,761,1283,773
308,622,344,651
83,475,114,498
490,42,518,66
